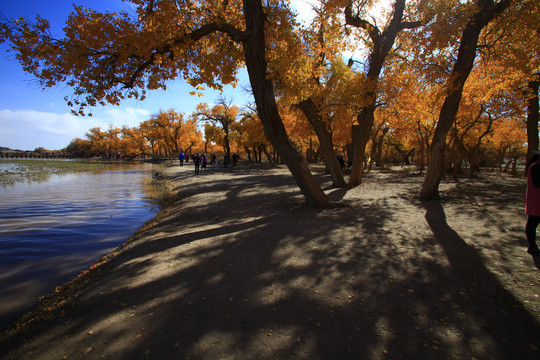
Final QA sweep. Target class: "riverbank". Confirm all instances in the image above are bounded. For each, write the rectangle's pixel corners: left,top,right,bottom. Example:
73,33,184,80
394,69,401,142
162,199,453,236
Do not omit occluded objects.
1,163,539,359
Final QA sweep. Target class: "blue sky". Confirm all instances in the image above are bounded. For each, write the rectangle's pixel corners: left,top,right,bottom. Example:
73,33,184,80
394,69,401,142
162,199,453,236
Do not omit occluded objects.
0,0,261,150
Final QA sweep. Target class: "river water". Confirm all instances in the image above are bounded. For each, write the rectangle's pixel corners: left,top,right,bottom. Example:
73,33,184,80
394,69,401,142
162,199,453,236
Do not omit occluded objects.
0,162,163,328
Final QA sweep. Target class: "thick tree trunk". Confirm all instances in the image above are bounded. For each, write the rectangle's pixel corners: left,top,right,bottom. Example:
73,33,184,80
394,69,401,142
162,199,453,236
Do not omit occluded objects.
298,98,347,188
420,0,511,201
242,0,330,207
420,92,468,200
349,104,375,186
526,75,540,163
346,0,412,186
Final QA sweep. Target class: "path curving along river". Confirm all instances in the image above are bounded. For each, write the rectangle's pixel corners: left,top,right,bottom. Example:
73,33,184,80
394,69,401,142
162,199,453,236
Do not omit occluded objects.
0,161,163,329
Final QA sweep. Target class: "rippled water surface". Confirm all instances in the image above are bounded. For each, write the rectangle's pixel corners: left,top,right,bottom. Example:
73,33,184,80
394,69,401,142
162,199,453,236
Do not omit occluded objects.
0,162,162,327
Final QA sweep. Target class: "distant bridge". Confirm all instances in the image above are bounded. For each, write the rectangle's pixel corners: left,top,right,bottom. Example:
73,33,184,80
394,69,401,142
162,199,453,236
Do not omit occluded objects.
0,149,68,159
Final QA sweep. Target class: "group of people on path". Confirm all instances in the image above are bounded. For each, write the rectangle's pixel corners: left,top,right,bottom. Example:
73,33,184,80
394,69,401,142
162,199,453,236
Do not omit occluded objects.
178,152,239,175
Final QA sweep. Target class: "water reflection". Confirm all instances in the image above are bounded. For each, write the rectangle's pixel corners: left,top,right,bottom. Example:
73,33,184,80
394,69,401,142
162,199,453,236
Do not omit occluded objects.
0,162,162,328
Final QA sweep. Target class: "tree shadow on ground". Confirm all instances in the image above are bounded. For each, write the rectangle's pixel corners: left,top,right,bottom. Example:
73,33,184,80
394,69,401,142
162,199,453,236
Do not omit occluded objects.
1,167,539,360
421,199,539,359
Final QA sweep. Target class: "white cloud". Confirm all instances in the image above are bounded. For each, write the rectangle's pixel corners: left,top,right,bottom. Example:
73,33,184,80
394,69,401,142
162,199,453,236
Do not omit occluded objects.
102,107,151,127
0,107,152,151
290,0,317,24
0,109,87,150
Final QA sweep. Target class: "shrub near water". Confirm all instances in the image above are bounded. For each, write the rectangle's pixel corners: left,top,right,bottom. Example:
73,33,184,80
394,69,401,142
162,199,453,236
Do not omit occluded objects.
0,160,111,186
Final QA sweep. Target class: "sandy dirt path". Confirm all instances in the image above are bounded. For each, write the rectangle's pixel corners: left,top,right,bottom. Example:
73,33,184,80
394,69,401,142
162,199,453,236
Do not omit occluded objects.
1,162,539,359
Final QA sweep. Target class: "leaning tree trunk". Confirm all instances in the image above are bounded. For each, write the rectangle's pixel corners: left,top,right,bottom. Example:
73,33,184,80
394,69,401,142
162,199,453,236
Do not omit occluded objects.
242,0,330,207
298,98,347,188
420,0,511,201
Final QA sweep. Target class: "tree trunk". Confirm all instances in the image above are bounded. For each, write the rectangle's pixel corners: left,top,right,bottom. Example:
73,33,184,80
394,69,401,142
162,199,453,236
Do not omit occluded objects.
261,144,274,163
244,146,252,162
511,155,518,176
468,113,493,177
404,148,414,165
469,145,480,177
369,123,381,170
349,105,375,186
306,138,314,163
298,98,347,187
526,74,540,164
223,123,231,159
503,153,513,172
375,127,389,167
346,0,414,187
420,0,511,201
416,124,426,171
242,0,330,207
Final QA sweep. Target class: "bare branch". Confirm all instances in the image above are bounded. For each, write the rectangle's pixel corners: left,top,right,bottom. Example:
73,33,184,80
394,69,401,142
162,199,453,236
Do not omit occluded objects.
400,20,423,30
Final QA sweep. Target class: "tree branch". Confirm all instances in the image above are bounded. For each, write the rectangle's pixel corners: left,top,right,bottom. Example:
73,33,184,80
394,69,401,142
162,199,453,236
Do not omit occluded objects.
123,21,248,89
399,20,422,30
344,5,380,44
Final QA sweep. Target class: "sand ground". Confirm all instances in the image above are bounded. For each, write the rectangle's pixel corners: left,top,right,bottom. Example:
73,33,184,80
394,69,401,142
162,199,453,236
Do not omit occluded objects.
0,162,539,360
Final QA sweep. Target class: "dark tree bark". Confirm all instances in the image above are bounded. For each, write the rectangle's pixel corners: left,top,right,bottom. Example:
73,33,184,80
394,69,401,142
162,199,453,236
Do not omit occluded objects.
346,0,420,186
375,126,389,167
526,74,540,164
420,0,511,201
294,15,347,188
244,146,253,162
241,0,330,207
349,106,375,184
298,98,347,187
468,112,494,177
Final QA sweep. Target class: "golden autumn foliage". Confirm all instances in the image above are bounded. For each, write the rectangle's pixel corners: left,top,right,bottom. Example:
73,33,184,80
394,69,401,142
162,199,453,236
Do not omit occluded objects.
71,109,203,158
1,0,246,115
232,108,271,161
195,100,240,156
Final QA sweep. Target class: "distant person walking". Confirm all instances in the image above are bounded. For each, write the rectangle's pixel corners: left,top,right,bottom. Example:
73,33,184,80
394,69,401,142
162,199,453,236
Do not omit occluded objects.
526,150,540,256
193,153,201,175
337,153,345,170
232,153,238,166
223,154,229,168
201,153,208,170
178,152,185,167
